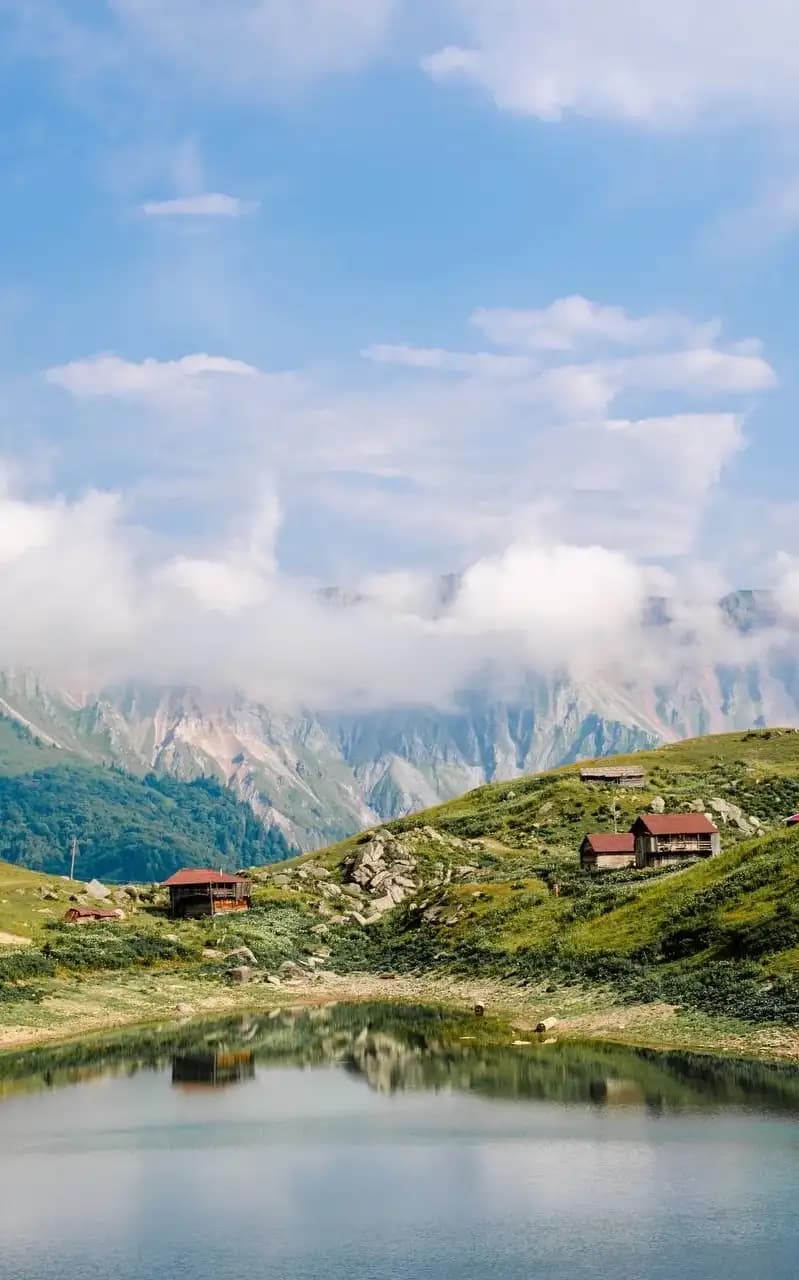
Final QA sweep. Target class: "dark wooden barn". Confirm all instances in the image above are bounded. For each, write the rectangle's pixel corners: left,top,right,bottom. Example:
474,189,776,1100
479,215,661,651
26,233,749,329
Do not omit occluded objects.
162,869,252,919
579,766,646,788
631,814,720,868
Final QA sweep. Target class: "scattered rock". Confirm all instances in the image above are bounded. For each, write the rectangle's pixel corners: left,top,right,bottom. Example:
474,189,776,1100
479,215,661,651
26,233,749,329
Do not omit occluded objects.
709,797,753,834
84,879,111,900
265,975,282,987
279,960,302,975
536,1017,559,1033
272,875,292,888
474,1002,485,1017
689,798,706,812
175,1003,194,1016
650,796,666,813
41,889,59,901
306,865,332,880
512,1039,531,1046
225,946,257,965
226,966,254,985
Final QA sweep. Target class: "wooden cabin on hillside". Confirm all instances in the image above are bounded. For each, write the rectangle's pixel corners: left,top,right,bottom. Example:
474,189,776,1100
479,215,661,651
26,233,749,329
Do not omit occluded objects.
580,833,636,871
631,814,720,868
162,869,252,919
579,765,646,788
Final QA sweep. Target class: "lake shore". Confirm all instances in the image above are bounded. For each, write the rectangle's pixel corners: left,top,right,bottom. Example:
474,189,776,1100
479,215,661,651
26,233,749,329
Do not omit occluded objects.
2,968,798,1062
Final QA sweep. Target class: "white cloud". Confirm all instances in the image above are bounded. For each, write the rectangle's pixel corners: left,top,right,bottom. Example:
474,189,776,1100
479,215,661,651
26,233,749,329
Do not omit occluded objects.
110,0,398,92
29,293,778,697
45,352,258,398
472,297,720,353
423,1,799,127
140,192,259,218
362,343,535,378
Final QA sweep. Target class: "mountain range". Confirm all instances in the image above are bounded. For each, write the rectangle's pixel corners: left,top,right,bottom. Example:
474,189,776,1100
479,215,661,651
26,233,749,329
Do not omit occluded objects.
0,590,797,850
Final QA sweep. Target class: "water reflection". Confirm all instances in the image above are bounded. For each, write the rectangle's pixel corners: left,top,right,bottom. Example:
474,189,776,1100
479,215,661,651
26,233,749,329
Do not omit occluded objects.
1,1002,798,1116
172,1050,255,1090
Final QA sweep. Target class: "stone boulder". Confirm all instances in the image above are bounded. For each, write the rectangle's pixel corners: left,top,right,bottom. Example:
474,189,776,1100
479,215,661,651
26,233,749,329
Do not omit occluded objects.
227,966,254,984
85,879,111,900
225,946,258,966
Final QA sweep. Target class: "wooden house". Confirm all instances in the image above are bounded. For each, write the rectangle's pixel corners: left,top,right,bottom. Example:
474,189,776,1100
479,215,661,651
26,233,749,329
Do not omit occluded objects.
580,833,636,871
162,868,252,919
579,765,646,788
631,814,720,868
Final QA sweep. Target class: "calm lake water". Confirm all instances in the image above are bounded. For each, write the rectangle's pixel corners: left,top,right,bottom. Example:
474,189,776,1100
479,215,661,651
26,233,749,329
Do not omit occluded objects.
1,1004,798,1280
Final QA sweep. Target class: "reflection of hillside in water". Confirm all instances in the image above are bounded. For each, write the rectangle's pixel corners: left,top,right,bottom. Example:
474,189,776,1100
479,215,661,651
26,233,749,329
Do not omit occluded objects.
3,1003,799,1116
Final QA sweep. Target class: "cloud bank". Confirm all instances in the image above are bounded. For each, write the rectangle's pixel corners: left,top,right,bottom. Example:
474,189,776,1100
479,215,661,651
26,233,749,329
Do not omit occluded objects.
424,1,799,126
0,294,787,708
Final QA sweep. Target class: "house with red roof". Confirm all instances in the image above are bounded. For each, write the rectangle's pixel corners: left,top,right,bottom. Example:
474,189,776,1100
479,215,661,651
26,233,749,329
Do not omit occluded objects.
580,833,636,872
631,813,721,868
162,868,252,919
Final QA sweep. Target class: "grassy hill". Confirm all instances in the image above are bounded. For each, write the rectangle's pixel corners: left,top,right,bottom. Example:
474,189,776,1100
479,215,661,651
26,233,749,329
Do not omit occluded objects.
284,730,799,1024
3,729,799,1042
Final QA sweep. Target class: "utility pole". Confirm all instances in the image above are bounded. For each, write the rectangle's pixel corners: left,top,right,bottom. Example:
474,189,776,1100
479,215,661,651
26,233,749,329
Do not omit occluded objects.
69,836,78,881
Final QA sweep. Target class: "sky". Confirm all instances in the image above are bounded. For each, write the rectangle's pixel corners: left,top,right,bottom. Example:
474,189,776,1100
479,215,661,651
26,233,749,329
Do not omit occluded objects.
0,1,799,703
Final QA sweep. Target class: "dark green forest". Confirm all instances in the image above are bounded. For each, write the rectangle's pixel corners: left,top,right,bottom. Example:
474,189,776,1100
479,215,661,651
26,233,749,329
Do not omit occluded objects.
0,766,293,882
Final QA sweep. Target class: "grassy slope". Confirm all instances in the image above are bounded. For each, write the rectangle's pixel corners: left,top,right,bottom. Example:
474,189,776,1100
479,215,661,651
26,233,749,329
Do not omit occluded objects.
4,728,799,1043
301,730,799,1021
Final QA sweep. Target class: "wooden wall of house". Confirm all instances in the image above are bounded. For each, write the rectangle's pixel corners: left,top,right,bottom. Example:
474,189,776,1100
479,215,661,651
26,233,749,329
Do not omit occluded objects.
635,833,720,868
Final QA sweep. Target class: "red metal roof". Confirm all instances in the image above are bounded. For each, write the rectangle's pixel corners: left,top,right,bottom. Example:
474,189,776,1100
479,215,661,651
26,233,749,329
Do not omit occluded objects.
786,815,799,826
582,834,635,854
632,813,718,836
162,868,248,887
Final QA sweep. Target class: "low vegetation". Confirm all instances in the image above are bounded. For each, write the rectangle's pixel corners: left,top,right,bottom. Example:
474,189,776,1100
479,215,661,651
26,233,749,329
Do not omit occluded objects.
2,729,799,1045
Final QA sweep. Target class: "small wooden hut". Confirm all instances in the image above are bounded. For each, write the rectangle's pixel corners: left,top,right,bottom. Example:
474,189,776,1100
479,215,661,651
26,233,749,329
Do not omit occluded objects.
64,906,124,924
580,833,636,871
631,814,720,868
579,765,646,788
162,869,252,919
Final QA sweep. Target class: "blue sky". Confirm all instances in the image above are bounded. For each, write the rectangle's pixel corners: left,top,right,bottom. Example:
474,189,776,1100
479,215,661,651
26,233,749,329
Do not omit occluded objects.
0,1,798,699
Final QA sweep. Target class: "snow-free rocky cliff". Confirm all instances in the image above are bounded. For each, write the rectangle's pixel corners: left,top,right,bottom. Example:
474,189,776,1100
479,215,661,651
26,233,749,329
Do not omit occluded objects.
1,610,798,849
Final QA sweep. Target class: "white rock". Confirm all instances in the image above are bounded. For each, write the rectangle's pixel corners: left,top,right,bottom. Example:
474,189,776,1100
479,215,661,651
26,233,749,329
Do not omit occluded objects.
84,879,111,900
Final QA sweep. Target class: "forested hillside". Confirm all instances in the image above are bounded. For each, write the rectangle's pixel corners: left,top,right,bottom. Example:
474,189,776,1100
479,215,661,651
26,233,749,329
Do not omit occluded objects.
0,767,292,882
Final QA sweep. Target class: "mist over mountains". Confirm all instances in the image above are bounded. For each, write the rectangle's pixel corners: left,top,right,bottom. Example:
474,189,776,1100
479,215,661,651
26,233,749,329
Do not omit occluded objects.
0,590,797,848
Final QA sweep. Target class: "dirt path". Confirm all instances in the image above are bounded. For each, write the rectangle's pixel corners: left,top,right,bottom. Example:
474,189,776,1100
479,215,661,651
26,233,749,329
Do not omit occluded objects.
1,970,798,1063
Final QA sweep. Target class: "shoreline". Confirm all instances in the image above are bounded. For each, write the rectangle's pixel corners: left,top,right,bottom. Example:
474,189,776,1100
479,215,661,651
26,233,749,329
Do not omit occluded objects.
1,970,798,1064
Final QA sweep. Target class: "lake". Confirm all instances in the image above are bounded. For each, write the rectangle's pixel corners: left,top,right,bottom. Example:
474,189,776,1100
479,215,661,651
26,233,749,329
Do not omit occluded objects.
1,1004,798,1279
